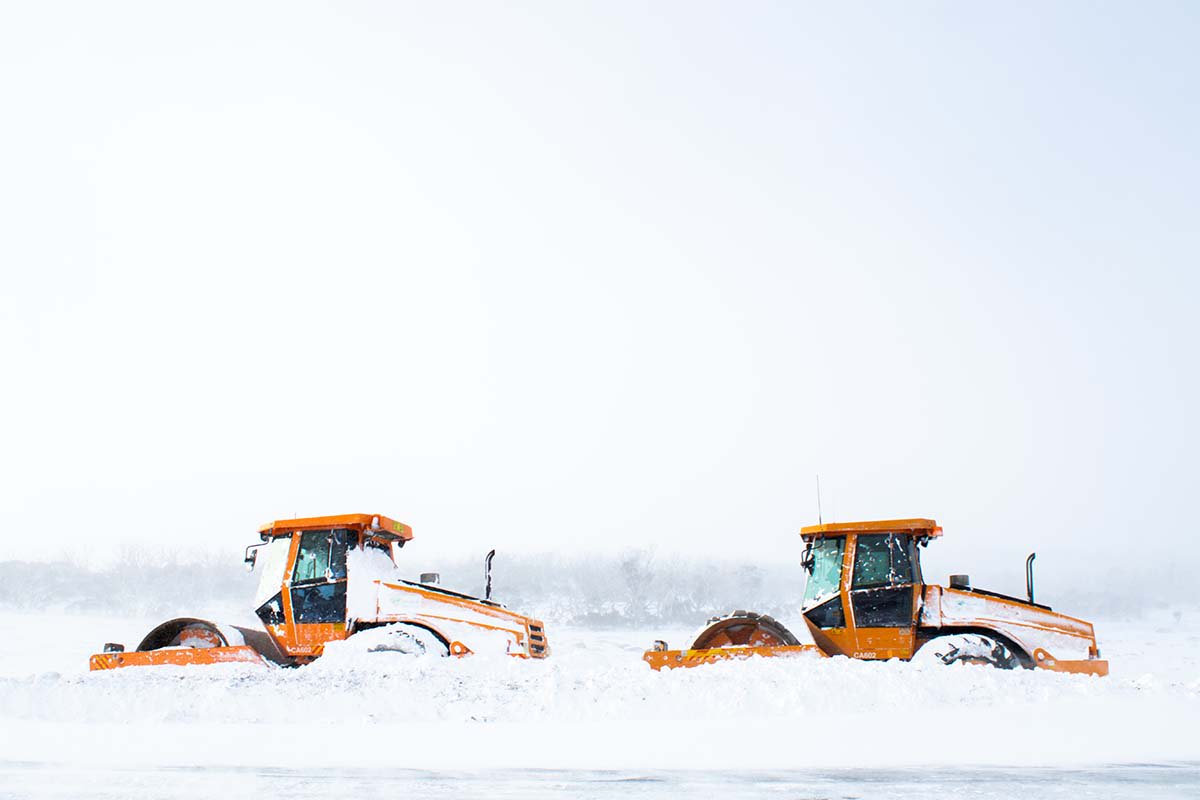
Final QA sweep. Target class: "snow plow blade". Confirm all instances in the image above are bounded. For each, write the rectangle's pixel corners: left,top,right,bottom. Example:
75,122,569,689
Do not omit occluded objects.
643,644,822,671
89,645,268,671
1031,648,1109,677
88,618,280,671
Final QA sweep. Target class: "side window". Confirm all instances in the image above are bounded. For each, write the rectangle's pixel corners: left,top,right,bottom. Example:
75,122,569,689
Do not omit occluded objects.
851,588,913,628
852,535,890,588
329,529,349,579
891,535,914,584
852,534,914,589
804,595,846,629
291,583,347,624
256,592,285,626
293,531,328,582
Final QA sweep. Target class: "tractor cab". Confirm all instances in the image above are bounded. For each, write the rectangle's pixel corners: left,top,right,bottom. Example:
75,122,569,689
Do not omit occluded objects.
799,519,940,660
645,516,1105,675
244,514,413,657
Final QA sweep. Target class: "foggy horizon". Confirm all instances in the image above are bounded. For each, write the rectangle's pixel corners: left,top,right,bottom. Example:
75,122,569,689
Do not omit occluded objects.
2,3,1197,598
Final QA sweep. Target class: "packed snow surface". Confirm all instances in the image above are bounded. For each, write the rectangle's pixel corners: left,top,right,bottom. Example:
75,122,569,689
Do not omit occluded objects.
0,609,1197,796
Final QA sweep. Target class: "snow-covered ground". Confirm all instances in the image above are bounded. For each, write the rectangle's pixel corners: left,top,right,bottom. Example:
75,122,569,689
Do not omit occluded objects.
1,609,1198,797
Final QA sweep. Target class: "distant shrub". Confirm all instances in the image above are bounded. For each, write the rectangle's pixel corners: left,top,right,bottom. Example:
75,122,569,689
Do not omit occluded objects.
0,546,1186,624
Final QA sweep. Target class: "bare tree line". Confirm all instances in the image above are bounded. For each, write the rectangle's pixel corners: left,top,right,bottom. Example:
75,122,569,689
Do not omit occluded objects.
0,548,1186,624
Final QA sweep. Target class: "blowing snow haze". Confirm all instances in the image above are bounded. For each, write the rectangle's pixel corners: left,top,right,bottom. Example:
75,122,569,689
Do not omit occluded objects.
0,3,1197,605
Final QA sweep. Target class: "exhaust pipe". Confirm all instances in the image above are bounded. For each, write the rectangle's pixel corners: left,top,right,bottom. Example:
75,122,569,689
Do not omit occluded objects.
484,549,496,601
1026,552,1037,604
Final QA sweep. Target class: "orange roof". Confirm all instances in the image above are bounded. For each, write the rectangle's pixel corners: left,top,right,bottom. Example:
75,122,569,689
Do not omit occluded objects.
258,513,414,541
800,518,941,539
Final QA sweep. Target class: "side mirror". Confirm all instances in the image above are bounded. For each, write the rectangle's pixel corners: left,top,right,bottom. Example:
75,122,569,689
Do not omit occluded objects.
244,544,262,572
800,543,815,574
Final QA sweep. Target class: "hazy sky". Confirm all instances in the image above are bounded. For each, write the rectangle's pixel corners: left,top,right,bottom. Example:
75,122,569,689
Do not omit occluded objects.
2,3,1197,595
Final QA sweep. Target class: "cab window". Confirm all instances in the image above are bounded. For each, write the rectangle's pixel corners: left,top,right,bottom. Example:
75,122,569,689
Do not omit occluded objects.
852,534,914,589
292,529,351,583
802,537,845,606
850,533,917,628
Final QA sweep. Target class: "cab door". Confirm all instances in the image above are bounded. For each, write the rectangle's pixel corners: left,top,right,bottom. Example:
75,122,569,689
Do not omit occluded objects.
846,533,920,659
800,536,855,656
284,528,352,653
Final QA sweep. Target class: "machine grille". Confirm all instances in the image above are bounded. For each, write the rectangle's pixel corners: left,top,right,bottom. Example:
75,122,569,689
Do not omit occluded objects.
527,622,548,657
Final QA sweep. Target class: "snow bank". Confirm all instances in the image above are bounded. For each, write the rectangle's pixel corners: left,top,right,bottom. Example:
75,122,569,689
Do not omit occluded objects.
0,611,1197,770
344,544,401,620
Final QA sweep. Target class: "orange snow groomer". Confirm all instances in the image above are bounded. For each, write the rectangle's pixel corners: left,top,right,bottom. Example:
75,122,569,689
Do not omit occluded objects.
645,518,1107,676
90,513,549,669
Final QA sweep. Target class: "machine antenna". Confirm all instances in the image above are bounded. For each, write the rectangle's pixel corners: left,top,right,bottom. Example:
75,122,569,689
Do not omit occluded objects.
816,474,823,525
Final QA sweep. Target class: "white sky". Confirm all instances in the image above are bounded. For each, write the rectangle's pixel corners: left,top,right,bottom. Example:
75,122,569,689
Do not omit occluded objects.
1,3,1197,594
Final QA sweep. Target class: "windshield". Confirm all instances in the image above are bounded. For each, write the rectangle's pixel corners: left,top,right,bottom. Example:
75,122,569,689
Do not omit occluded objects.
802,538,845,607
253,536,293,610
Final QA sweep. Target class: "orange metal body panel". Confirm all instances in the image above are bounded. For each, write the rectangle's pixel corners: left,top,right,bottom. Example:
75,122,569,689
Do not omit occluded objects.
922,585,1106,674
931,585,1098,640
376,582,520,620
283,623,349,657
90,645,266,671
364,580,549,660
374,582,529,625
809,626,917,661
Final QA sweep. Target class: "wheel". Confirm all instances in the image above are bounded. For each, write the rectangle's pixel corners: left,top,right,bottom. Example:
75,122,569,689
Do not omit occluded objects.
172,623,224,649
690,611,800,649
916,632,1022,670
346,623,450,657
135,618,240,651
